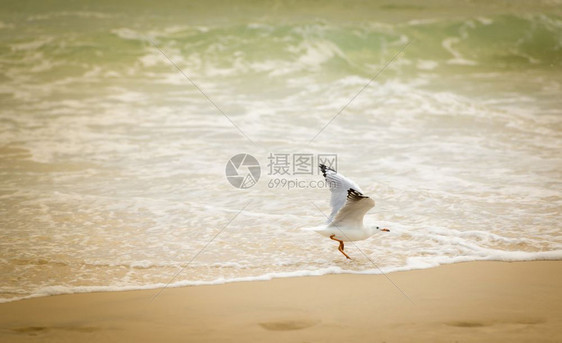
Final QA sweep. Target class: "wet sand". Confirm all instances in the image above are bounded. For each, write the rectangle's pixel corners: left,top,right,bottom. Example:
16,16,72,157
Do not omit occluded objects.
1,261,561,342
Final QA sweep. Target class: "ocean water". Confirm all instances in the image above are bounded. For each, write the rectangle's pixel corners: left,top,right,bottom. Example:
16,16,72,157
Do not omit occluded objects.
1,0,562,302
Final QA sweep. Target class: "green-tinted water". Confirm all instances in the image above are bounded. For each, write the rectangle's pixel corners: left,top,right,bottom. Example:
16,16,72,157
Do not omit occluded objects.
1,0,561,302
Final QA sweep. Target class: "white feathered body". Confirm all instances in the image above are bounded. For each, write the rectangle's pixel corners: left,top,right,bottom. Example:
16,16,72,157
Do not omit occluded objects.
313,226,375,242
310,165,378,242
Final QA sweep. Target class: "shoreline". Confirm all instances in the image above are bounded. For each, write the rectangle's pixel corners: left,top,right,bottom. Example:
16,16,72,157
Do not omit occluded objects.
1,261,561,342
3,256,562,305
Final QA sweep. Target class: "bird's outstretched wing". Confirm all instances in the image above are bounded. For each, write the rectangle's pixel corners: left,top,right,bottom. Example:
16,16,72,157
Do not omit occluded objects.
319,164,364,223
329,189,375,228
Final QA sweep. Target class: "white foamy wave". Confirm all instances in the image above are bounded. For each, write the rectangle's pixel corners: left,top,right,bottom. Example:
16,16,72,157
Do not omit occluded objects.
442,38,477,66
2,8,561,305
2,251,560,304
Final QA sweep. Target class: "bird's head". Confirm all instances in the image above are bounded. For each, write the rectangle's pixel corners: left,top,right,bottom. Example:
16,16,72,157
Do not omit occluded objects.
376,226,390,232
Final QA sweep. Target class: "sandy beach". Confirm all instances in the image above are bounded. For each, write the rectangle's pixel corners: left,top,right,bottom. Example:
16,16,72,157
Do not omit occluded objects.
1,261,561,342
2,1,562,342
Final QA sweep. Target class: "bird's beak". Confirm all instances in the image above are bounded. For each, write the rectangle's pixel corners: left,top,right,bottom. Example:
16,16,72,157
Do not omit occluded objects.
381,228,390,232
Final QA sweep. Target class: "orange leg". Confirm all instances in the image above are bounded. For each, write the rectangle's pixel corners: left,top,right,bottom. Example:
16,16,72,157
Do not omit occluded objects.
330,234,351,260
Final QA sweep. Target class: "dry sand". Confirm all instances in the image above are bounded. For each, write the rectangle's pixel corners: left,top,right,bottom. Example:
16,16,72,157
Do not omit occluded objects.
1,261,561,342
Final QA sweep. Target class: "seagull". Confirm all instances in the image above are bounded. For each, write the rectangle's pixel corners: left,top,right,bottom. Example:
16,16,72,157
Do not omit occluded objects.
313,164,389,259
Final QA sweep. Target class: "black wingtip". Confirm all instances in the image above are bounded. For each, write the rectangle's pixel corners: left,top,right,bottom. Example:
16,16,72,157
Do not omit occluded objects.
347,188,368,200
319,164,335,177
